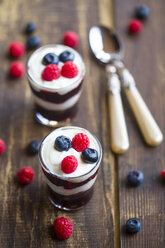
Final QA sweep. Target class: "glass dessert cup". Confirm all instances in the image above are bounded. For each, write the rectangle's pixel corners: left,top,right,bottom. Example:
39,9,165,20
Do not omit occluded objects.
27,45,85,127
39,126,102,211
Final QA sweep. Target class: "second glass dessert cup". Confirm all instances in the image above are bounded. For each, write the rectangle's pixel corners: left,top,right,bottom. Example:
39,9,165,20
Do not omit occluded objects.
39,126,102,211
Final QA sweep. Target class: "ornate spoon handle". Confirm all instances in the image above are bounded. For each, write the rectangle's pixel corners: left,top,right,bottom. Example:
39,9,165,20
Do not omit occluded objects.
119,68,163,146
106,65,129,154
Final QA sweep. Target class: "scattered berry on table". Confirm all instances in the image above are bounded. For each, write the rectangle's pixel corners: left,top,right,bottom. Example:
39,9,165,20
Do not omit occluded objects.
9,41,25,58
63,30,79,48
26,36,41,50
0,139,5,155
72,133,90,152
17,166,34,184
127,170,144,186
161,170,165,180
25,22,37,34
126,218,142,233
42,64,60,81
42,53,59,65
54,136,72,152
59,50,75,63
135,5,150,20
81,148,98,164
61,155,78,174
61,61,78,78
128,19,142,34
9,61,25,78
54,217,73,240
27,140,41,155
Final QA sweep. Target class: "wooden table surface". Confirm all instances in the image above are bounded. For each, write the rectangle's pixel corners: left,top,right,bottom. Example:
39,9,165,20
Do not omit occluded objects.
0,0,165,247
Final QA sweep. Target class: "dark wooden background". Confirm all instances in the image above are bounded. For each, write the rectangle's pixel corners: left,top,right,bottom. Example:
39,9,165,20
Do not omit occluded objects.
0,0,164,247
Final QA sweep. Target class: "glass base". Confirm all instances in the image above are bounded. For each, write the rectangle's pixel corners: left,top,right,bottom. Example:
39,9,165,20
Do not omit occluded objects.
48,196,84,211
47,186,94,211
35,112,71,127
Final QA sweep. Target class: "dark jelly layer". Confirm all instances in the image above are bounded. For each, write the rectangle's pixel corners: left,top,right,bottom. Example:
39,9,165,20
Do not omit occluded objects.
35,103,78,121
29,80,83,103
42,166,99,189
48,185,94,210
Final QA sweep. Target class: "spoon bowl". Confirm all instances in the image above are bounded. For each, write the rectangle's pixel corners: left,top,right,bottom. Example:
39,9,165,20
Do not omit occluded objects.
89,25,124,64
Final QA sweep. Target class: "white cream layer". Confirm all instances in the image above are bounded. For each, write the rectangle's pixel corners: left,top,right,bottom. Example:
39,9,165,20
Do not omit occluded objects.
27,45,85,95
41,127,101,179
45,176,97,196
34,91,81,111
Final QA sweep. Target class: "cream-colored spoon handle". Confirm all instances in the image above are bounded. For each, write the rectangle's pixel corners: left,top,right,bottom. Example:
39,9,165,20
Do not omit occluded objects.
107,70,129,154
120,69,163,146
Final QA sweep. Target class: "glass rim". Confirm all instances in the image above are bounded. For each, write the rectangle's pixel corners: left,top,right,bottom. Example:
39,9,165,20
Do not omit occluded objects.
26,44,85,92
39,126,103,180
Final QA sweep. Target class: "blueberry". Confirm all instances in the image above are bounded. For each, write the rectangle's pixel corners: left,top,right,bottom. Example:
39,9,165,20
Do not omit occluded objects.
25,23,36,34
81,148,98,164
26,36,41,50
54,136,72,152
42,53,59,65
126,218,142,233
127,170,144,186
59,50,75,63
135,5,150,20
28,140,41,155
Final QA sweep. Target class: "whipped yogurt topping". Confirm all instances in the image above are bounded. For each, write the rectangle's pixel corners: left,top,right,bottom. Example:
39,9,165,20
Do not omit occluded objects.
27,45,85,92
40,127,101,178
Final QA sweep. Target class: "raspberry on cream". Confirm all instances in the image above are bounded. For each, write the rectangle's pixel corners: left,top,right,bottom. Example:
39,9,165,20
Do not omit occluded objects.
42,64,61,81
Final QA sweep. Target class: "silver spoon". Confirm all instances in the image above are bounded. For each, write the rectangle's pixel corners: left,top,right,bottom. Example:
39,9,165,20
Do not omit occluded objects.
89,25,163,149
89,25,129,154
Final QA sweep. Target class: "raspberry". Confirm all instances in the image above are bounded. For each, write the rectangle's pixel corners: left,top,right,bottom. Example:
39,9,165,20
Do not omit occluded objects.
72,133,90,152
17,166,34,184
61,155,78,174
54,217,73,240
9,61,25,78
128,19,142,34
61,61,78,78
9,41,25,58
0,139,5,155
42,64,60,81
63,30,79,48
161,170,165,180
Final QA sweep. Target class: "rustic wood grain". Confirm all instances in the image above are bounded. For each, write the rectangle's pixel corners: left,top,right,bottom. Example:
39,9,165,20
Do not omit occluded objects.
98,1,120,248
115,0,165,247
0,0,116,247
1,0,164,247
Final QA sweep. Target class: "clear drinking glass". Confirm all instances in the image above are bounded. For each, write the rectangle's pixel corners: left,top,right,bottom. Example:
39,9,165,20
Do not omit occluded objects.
27,45,85,126
39,126,102,211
